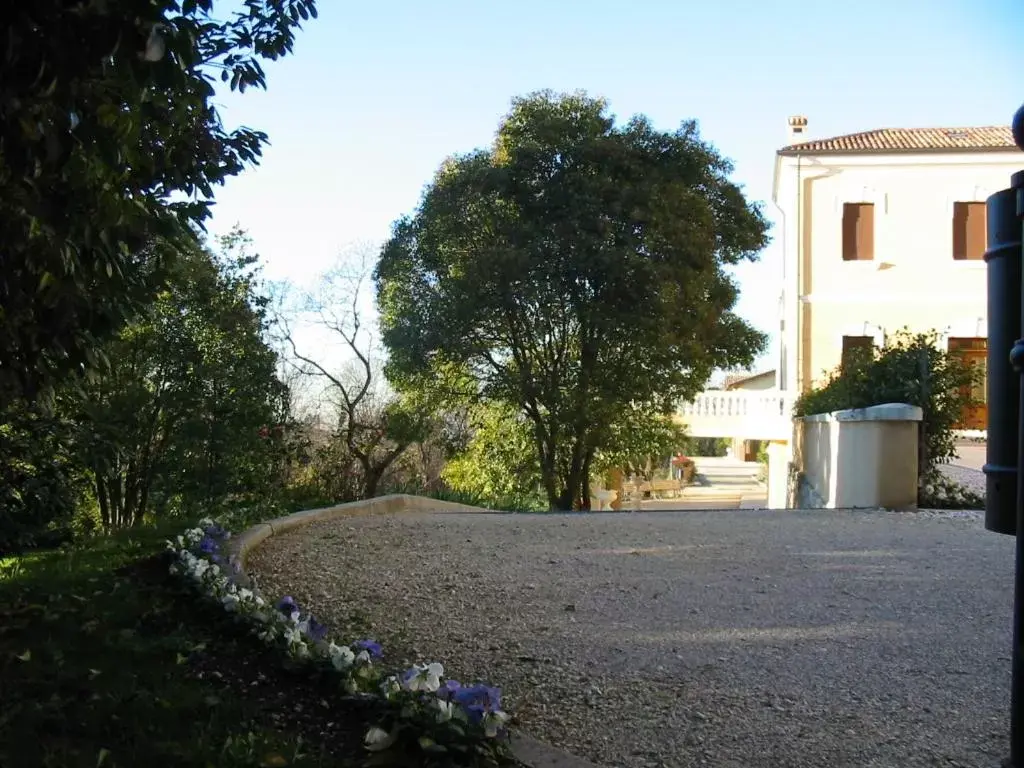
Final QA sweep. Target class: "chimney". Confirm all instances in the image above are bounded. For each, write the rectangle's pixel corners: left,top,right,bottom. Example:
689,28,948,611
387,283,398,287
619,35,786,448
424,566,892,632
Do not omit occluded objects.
787,115,808,144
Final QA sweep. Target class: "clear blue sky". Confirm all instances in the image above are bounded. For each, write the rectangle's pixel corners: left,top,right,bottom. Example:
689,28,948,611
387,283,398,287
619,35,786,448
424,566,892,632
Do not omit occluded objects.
207,0,1024,375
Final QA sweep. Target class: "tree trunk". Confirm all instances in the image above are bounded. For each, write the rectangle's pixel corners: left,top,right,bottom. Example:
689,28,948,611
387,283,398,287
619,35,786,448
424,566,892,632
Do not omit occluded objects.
364,466,384,498
580,446,594,511
95,472,111,532
530,424,561,511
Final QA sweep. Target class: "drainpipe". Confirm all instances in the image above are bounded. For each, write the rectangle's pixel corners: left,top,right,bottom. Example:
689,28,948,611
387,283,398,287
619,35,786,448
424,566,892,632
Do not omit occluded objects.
771,198,786,391
773,154,803,394
794,153,803,393
774,151,798,391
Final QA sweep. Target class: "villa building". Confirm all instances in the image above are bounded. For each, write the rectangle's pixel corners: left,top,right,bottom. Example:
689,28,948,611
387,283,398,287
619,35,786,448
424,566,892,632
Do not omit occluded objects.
771,117,1021,432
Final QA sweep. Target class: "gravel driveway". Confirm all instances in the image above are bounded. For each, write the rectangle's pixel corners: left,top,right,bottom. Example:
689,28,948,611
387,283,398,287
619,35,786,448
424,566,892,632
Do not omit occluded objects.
247,509,1013,768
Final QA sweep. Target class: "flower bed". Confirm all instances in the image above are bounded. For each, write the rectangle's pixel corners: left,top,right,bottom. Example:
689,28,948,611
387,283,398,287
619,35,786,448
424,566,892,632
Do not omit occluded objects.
167,516,514,767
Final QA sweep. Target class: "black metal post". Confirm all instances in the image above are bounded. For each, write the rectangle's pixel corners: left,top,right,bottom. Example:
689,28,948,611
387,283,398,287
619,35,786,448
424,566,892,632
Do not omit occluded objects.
1000,105,1024,767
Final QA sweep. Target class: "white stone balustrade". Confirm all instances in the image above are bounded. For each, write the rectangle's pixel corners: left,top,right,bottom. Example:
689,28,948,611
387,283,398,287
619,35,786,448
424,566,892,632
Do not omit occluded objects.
676,391,797,439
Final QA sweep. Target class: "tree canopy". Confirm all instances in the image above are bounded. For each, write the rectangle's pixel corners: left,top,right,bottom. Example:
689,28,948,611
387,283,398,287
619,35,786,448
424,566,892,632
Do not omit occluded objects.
375,91,769,510
0,0,317,400
0,230,288,553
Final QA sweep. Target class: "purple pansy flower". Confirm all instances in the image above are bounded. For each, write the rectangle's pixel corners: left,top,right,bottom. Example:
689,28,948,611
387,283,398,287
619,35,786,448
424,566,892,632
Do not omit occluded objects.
276,596,300,621
198,535,219,555
203,523,229,540
401,666,418,686
354,639,383,659
436,679,462,701
453,684,502,724
303,615,329,642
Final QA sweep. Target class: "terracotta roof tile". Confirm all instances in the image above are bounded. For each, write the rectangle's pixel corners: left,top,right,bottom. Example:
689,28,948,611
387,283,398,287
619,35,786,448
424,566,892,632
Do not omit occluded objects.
779,126,1017,155
724,370,775,389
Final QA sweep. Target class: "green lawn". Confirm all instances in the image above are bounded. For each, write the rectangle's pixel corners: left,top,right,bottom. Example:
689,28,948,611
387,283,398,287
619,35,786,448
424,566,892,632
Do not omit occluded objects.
0,524,375,768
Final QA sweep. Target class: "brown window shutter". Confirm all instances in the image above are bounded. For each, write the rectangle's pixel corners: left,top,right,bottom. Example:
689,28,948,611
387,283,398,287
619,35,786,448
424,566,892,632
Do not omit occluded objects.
857,204,874,261
842,203,874,261
953,202,987,260
965,202,986,260
952,202,968,260
842,204,858,261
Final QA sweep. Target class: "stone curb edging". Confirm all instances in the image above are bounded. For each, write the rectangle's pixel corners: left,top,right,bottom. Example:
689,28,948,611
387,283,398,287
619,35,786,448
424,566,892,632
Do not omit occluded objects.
224,493,604,768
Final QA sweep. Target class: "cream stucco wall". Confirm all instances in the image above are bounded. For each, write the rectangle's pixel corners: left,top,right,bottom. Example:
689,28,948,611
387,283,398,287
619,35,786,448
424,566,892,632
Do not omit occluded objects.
774,151,1022,391
790,403,922,509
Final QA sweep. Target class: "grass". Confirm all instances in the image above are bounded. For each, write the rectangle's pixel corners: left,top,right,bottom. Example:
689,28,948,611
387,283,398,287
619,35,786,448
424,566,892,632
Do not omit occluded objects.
0,520,378,768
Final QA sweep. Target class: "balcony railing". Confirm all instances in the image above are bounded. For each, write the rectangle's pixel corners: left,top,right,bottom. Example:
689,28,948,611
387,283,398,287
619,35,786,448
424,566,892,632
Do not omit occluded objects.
678,391,797,419
676,391,798,439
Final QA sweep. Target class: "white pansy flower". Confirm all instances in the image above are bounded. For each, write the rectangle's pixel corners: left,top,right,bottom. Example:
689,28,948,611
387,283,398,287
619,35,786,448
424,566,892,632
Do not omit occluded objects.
482,710,510,738
364,726,396,752
328,643,355,671
433,699,454,723
355,649,371,665
198,517,215,529
222,594,239,612
403,662,444,693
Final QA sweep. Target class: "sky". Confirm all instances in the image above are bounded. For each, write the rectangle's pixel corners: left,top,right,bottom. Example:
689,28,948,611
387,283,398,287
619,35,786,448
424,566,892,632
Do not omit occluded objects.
206,0,1024,383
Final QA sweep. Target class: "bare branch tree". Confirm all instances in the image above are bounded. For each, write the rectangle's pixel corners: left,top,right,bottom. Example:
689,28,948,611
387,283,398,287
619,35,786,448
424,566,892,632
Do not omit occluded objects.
271,243,421,499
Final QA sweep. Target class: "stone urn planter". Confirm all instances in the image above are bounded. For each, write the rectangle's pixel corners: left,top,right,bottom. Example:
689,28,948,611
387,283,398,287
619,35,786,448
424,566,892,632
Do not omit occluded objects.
592,489,618,511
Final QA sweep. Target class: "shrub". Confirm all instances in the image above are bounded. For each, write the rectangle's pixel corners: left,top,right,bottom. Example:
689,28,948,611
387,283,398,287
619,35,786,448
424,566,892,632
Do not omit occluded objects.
794,329,979,488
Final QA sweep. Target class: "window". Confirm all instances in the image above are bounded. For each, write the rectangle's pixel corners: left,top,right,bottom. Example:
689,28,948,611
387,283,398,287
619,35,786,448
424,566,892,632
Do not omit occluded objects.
841,335,874,369
842,203,874,261
948,337,988,430
952,202,986,261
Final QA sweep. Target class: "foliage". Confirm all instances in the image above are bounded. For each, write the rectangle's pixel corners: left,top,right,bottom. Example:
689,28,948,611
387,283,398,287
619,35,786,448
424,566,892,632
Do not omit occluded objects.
376,90,769,510
0,0,317,400
919,473,985,510
368,678,510,767
73,230,287,529
0,516,372,768
0,401,89,554
592,403,690,480
683,437,730,457
441,402,547,511
0,230,287,551
793,329,979,485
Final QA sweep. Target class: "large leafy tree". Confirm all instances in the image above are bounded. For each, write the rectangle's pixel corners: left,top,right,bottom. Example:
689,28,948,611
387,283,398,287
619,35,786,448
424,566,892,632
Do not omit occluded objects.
75,230,287,529
376,91,769,510
0,0,317,400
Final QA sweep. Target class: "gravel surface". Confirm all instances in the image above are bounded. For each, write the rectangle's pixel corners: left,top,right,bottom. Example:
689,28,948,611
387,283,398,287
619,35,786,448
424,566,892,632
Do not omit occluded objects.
247,509,1013,768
